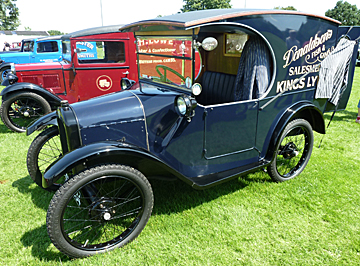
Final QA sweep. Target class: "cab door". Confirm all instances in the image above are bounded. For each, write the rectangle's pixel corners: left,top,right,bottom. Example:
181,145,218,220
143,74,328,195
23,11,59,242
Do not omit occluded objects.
203,100,258,160
72,40,135,101
32,41,62,63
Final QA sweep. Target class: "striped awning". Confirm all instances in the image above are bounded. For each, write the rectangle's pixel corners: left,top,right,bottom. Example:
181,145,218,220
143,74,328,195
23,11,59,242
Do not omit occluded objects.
315,38,357,106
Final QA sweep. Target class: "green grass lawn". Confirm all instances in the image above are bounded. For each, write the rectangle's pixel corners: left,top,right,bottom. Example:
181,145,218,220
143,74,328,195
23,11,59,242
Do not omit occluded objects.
0,68,360,265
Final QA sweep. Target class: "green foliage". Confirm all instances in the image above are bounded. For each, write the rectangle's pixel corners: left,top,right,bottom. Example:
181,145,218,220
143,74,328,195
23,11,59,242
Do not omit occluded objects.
0,0,19,30
48,30,65,36
325,1,360,25
274,6,297,11
181,0,231,12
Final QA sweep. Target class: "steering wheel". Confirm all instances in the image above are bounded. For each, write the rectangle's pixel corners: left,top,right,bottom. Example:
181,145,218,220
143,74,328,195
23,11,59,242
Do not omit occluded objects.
155,65,186,84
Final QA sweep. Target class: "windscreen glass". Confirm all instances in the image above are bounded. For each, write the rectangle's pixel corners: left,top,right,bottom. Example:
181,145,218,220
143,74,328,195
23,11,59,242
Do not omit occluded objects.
137,36,200,90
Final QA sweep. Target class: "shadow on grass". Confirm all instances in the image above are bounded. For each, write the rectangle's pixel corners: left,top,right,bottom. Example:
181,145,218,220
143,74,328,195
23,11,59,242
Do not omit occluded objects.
13,170,270,260
149,171,270,215
20,224,71,263
0,124,12,133
12,175,53,211
12,176,70,262
323,110,357,122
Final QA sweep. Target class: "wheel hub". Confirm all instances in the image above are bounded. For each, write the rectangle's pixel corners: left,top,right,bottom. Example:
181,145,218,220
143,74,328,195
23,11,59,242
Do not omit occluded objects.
89,199,116,222
17,105,34,117
103,212,111,221
280,142,299,159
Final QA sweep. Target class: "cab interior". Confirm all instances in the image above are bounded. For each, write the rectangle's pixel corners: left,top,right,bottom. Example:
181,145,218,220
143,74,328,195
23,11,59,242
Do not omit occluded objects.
195,25,274,106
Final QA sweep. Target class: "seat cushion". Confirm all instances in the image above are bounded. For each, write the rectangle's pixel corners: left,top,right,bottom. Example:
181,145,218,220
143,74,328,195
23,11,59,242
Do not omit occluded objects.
197,71,236,105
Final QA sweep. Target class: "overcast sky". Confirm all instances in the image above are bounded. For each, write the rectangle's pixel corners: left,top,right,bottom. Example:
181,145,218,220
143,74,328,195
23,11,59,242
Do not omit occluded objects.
15,0,358,33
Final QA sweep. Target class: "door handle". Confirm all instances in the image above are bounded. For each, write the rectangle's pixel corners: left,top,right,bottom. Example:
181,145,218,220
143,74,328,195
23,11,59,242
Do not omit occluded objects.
123,71,129,75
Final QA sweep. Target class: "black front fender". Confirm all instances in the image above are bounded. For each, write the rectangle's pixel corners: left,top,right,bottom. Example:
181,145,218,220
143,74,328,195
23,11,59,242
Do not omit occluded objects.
42,141,189,189
0,82,62,105
26,111,58,135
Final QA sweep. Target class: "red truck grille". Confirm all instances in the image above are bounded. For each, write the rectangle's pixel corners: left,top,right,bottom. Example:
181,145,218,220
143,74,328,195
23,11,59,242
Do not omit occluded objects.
21,74,61,91
43,74,60,89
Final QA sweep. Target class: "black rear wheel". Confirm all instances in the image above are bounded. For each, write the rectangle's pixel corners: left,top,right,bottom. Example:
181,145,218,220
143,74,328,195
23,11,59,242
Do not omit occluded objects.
47,164,153,258
0,92,51,133
267,119,314,182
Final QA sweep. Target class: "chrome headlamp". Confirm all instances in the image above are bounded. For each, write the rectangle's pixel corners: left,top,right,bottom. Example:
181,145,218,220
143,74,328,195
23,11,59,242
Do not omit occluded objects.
120,78,135,90
175,95,197,118
4,72,18,85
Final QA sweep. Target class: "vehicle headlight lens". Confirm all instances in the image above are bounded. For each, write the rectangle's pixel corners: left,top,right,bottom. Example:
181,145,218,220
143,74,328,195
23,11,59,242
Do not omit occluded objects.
121,78,130,90
176,97,187,115
191,83,202,96
175,95,197,117
121,78,135,90
7,73,18,85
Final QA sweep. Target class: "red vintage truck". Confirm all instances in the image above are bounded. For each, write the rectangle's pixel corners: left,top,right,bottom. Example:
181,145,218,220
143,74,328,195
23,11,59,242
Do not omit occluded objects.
0,25,138,132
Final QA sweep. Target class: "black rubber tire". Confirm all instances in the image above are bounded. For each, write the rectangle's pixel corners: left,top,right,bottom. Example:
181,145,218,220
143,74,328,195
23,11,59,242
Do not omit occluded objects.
0,92,51,133
47,164,154,258
0,66,10,83
26,126,62,191
267,119,314,182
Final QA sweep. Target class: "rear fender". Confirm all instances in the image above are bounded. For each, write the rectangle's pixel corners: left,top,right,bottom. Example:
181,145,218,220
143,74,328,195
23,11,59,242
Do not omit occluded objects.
26,111,58,135
264,101,324,161
43,142,188,188
0,82,62,107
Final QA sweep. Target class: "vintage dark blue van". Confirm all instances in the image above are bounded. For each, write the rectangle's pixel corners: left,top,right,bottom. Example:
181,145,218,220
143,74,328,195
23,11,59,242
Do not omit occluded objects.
26,9,360,258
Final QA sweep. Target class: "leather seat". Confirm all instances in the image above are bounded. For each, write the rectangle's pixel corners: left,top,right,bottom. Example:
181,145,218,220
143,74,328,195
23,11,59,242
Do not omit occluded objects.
197,71,236,105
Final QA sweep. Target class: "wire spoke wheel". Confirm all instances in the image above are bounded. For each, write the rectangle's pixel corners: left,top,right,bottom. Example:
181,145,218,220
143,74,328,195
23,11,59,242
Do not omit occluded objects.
47,164,153,258
9,97,44,127
267,119,314,182
27,126,63,191
0,92,51,133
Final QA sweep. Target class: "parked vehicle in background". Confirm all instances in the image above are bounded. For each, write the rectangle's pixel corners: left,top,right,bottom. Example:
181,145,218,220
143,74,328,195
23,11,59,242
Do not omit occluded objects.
25,9,360,258
9,41,22,51
0,30,50,52
0,36,64,82
0,25,138,133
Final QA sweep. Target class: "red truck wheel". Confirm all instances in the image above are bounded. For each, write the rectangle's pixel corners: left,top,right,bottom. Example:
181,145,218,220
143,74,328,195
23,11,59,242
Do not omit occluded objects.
0,92,51,133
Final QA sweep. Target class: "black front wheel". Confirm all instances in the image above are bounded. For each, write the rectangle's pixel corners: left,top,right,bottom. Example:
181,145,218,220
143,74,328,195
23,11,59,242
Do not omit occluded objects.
0,92,51,133
267,119,314,182
47,164,154,258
